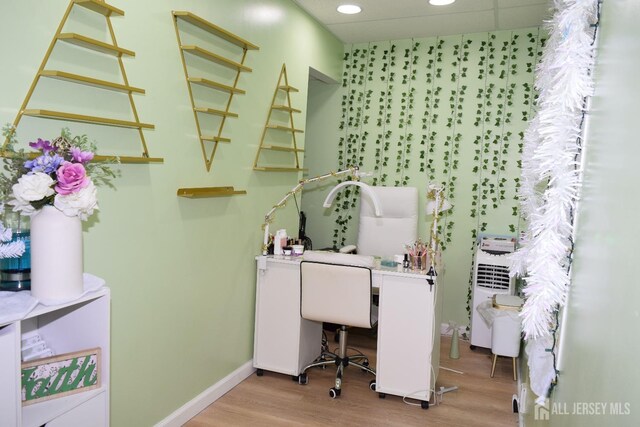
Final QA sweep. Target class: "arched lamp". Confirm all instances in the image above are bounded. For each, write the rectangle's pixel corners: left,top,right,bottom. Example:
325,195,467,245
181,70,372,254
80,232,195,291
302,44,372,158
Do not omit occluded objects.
322,181,383,216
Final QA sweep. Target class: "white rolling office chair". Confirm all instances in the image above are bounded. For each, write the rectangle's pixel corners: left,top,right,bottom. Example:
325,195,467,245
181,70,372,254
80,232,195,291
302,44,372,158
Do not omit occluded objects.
298,251,377,398
346,186,419,257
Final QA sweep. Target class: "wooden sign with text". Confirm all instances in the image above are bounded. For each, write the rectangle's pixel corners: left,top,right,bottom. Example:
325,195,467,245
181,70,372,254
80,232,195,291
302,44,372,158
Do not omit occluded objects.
21,348,101,405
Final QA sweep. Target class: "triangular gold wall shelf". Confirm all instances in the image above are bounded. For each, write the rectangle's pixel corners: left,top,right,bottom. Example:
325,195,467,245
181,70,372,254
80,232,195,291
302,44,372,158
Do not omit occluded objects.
253,64,305,172
173,11,259,172
1,0,162,164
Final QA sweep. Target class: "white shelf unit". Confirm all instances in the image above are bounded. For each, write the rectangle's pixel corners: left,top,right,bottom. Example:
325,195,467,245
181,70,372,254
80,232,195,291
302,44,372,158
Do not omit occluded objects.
0,287,110,427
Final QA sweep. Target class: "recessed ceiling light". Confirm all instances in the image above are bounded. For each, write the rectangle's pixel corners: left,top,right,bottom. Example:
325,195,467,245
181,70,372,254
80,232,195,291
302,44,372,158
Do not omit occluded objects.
429,0,456,5
337,4,362,15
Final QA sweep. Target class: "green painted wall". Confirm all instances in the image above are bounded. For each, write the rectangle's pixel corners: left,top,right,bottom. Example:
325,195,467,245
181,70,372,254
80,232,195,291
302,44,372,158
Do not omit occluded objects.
522,1,640,425
303,30,543,326
301,78,343,249
0,1,342,425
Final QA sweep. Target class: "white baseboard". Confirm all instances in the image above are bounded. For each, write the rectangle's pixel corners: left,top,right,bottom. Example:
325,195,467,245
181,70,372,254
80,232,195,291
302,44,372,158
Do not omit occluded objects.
155,360,255,427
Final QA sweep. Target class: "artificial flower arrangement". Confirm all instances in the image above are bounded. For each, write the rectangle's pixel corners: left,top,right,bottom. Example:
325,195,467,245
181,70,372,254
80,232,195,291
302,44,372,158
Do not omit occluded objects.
0,125,118,221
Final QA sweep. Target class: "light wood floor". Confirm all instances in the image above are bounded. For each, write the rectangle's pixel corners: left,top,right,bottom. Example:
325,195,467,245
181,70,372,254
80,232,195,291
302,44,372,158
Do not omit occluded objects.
186,331,518,426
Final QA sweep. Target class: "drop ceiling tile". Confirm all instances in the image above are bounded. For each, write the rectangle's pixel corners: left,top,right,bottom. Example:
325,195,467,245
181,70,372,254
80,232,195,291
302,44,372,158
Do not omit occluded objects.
291,0,552,43
498,4,552,30
328,11,496,43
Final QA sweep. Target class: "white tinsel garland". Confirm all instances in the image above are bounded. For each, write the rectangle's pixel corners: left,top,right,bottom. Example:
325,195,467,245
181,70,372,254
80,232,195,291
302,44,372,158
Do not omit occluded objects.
510,0,598,404
0,238,25,259
0,204,26,259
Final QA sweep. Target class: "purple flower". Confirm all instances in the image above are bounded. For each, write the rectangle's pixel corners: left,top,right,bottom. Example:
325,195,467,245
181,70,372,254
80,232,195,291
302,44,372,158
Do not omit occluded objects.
55,162,90,195
24,154,64,175
70,147,94,164
28,138,55,153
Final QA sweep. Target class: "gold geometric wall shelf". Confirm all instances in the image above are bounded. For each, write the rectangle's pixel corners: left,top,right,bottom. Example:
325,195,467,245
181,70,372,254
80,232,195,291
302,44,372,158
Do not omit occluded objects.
253,64,305,172
173,11,259,172
176,186,246,198
1,0,162,164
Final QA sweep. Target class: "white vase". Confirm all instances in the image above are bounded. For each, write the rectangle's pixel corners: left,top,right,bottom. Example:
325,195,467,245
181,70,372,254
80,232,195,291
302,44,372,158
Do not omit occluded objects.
30,205,84,301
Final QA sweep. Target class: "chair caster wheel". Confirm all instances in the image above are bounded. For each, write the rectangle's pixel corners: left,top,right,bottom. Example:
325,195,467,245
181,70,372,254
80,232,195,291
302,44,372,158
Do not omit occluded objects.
378,393,386,399
421,400,429,410
329,387,341,398
256,369,264,377
369,379,376,391
298,373,308,385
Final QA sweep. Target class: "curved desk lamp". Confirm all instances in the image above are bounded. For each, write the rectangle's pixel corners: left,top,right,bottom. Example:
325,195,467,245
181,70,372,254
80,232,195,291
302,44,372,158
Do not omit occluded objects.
261,167,381,255
322,181,383,216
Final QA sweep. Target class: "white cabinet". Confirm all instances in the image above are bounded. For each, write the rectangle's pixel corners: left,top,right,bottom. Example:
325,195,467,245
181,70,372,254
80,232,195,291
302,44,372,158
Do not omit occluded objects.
0,322,21,426
43,392,107,427
253,257,322,376
376,274,436,402
0,287,110,427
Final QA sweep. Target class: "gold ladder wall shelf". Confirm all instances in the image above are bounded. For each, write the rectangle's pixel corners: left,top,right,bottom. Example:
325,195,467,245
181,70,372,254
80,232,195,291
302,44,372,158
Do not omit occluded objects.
1,0,162,164
253,64,305,172
173,11,259,172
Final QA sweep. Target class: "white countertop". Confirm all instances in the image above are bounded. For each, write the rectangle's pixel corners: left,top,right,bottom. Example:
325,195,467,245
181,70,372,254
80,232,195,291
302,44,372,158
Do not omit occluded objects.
257,254,437,280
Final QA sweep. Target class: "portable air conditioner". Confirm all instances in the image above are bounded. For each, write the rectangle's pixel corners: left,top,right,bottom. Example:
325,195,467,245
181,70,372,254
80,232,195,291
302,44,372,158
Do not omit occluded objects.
469,237,516,349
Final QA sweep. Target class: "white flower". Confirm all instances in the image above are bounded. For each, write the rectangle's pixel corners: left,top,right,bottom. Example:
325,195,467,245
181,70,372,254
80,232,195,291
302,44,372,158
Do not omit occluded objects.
8,172,55,216
12,172,55,201
54,180,99,220
7,197,36,216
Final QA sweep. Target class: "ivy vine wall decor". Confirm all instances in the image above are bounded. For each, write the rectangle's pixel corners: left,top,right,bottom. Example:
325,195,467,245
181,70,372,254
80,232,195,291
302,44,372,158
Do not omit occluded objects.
330,28,545,325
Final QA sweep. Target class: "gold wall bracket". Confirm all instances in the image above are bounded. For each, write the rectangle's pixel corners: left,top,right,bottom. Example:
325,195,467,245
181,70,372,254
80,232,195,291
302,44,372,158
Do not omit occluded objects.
177,186,247,198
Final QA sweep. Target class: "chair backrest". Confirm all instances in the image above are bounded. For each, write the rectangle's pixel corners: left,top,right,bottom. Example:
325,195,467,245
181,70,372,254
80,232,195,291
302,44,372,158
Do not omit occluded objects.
357,186,419,258
490,315,522,357
300,251,374,329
